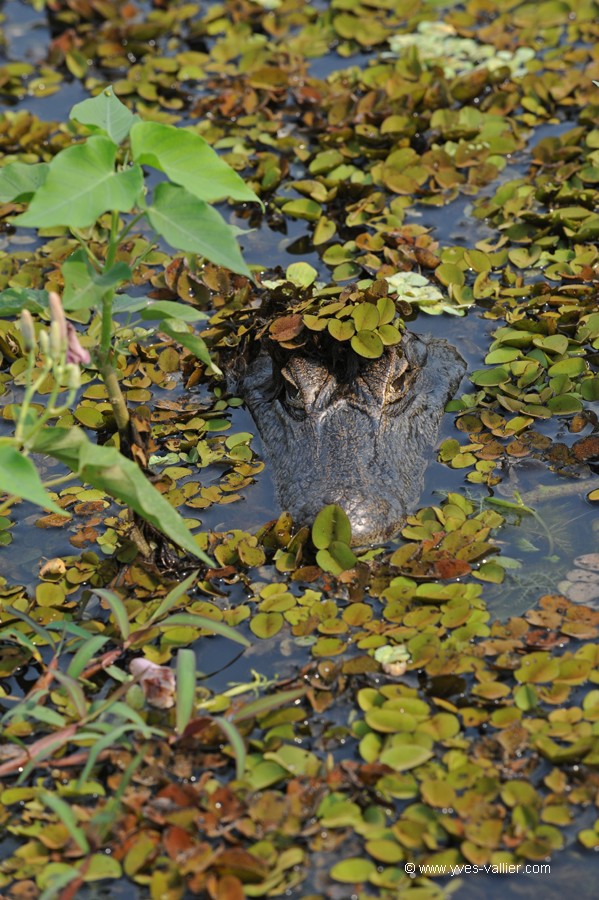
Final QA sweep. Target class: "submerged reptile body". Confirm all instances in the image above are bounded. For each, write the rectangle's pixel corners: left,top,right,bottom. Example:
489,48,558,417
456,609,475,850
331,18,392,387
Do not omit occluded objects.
237,332,465,545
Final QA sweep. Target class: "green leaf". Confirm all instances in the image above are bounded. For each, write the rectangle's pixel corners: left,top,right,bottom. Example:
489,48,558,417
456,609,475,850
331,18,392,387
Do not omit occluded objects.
250,611,284,638
138,301,208,324
546,394,583,414
0,444,68,517
149,570,199,623
316,541,358,574
281,198,322,221
82,854,122,882
379,743,434,770
230,687,306,723
66,634,109,679
352,303,379,331
378,324,402,345
312,504,352,549
38,865,80,900
328,319,355,341
156,613,250,646
12,136,144,228
112,294,151,314
176,648,196,734
93,589,131,640
213,716,246,779
62,249,132,311
130,121,262,207
146,182,251,277
0,288,48,315
30,427,213,565
159,317,219,372
39,791,90,854
351,329,384,358
52,670,88,718
436,262,465,287
3,606,55,647
70,86,139,144
330,858,377,883
286,261,318,288
0,161,49,202
470,366,510,386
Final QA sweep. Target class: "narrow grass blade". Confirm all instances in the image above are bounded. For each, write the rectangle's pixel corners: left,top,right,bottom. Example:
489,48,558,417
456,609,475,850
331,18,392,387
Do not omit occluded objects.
52,670,88,719
230,687,306,724
176,648,196,734
67,634,109,678
4,606,55,647
213,716,246,779
149,570,199,623
160,613,250,646
93,589,131,640
38,866,80,900
39,791,90,854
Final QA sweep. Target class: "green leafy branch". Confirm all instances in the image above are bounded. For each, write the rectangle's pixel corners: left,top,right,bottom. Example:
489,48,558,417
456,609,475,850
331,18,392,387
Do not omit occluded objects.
0,87,263,564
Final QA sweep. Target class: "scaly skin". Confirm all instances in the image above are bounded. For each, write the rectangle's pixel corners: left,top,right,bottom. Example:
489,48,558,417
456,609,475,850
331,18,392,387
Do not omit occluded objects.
238,332,466,546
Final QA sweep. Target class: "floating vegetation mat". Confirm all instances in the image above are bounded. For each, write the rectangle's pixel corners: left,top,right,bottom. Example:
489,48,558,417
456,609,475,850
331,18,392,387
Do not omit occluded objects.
0,0,599,898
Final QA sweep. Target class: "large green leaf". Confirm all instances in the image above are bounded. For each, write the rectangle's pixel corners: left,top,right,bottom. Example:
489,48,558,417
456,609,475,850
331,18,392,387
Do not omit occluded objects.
159,317,218,371
12,137,144,228
0,288,48,315
0,443,68,517
146,182,251,277
130,121,262,207
138,301,208,324
0,162,49,202
70,87,139,145
62,249,132,311
31,427,213,565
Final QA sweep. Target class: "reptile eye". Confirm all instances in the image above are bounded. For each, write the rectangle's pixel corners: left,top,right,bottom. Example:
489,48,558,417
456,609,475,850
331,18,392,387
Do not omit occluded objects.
280,372,306,417
387,373,408,403
284,380,303,408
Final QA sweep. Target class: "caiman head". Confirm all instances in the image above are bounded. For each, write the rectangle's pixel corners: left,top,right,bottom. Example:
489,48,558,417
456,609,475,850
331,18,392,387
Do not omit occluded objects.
237,332,465,546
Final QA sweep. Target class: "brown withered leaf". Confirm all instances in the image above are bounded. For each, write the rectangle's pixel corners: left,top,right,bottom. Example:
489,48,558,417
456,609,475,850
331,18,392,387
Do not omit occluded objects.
269,314,304,343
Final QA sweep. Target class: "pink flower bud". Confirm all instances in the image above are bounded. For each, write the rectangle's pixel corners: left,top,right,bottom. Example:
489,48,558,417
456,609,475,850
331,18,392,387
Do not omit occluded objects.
19,309,36,351
66,322,91,365
48,291,67,344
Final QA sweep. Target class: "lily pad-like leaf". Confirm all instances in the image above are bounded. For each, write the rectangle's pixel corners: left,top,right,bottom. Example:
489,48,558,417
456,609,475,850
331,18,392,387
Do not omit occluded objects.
379,743,434,771
352,303,379,331
316,541,357,574
351,329,384,358
31,426,213,564
146,183,251,278
0,443,68,517
0,161,49,203
328,319,355,341
70,87,140,145
11,137,144,229
286,261,318,288
378,324,402,345
330,858,377,883
130,121,262,207
312,504,352,549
